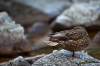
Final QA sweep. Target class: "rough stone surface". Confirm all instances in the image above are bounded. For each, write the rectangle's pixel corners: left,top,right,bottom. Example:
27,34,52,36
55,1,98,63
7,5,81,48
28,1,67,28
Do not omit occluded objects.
0,0,50,27
27,22,49,38
92,31,100,45
26,22,53,50
0,54,46,66
73,0,100,3
0,12,33,56
53,0,100,30
85,31,100,59
14,0,71,17
0,0,71,27
3,56,31,66
32,49,100,66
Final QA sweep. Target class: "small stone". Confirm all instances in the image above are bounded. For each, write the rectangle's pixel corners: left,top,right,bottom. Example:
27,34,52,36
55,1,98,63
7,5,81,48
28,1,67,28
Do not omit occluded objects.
5,56,31,66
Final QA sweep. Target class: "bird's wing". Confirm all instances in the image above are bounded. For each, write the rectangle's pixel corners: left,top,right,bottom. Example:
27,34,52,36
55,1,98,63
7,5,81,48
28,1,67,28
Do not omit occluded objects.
48,31,66,38
65,30,82,40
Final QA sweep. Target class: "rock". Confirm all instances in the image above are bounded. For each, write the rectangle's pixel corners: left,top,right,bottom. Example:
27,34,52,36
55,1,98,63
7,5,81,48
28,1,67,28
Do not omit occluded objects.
25,54,46,65
0,12,33,56
27,22,54,39
27,22,55,50
27,22,49,38
28,30,52,50
0,0,51,27
32,49,100,66
13,39,33,54
53,0,100,31
0,11,12,23
80,63,100,66
8,2,51,27
0,54,46,66
14,0,72,17
73,0,100,3
2,56,31,66
0,0,71,27
85,31,100,59
92,31,100,45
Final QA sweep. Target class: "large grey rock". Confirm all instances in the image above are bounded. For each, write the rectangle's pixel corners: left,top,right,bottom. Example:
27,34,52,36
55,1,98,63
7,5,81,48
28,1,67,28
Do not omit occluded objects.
0,0,71,27
0,0,51,27
73,0,100,3
14,0,71,17
53,0,100,30
32,49,100,66
0,12,33,56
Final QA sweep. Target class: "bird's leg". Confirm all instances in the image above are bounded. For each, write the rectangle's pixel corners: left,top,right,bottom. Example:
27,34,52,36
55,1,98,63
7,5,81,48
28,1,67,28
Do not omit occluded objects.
72,51,80,58
72,51,75,57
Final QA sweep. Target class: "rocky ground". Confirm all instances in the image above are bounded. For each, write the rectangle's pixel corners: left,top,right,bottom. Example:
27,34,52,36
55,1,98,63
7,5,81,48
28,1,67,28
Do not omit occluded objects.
0,50,100,66
0,0,100,65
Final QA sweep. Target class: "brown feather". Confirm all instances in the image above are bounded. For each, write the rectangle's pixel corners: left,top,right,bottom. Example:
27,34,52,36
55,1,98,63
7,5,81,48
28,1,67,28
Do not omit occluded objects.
47,26,90,52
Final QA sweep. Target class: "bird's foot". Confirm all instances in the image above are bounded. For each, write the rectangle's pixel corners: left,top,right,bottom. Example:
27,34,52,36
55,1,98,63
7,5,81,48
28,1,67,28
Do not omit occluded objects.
72,52,80,58
72,54,80,58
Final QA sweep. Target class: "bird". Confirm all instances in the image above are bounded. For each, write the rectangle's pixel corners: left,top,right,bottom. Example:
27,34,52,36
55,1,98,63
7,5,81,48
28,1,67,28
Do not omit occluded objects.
44,26,90,57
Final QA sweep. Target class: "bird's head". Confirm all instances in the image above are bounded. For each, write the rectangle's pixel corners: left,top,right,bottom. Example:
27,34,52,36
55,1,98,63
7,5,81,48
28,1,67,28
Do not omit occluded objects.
73,26,87,37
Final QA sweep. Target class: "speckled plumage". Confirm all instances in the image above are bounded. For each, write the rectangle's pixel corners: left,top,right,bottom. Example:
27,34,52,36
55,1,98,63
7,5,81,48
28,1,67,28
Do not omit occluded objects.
46,26,90,57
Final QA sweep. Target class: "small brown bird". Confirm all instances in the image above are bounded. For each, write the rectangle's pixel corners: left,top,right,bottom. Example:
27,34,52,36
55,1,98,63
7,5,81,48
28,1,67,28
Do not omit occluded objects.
44,26,90,57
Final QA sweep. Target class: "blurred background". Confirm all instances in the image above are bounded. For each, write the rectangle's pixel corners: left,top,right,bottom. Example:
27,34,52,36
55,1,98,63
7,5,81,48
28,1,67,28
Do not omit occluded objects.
0,0,100,63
